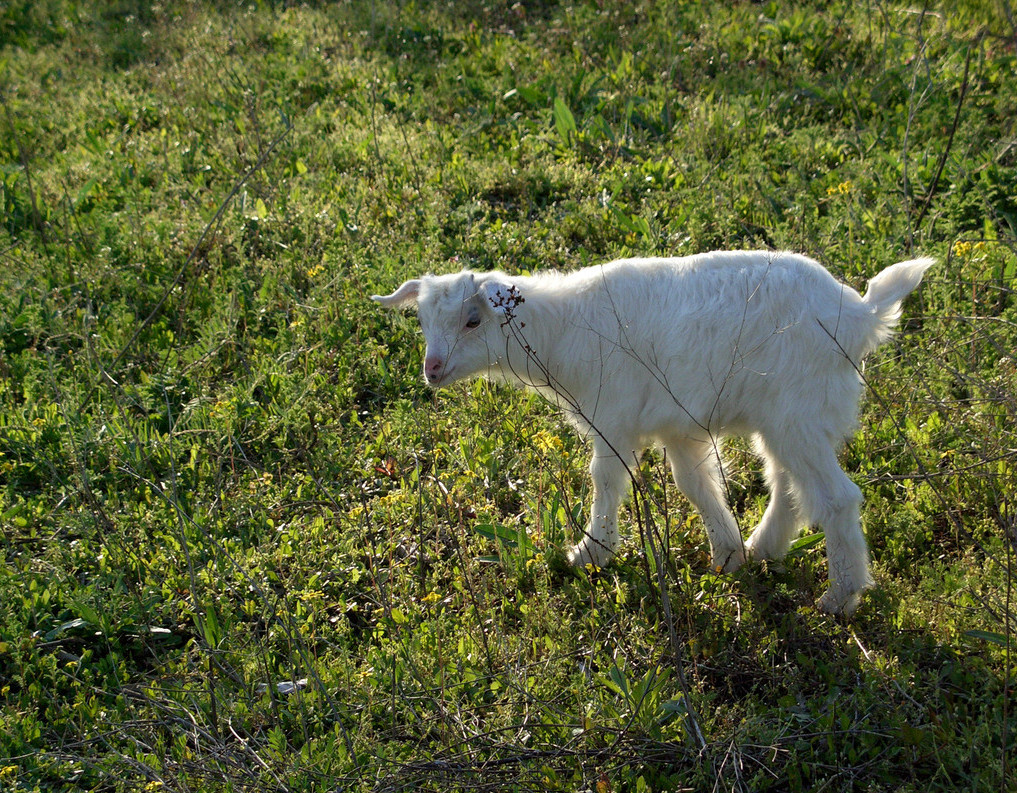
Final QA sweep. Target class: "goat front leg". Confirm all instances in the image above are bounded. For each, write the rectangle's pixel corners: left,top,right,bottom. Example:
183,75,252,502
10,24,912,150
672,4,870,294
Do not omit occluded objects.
568,437,634,568
663,435,746,573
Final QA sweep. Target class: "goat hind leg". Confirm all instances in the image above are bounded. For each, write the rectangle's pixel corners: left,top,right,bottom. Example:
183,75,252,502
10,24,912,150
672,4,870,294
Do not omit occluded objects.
745,438,804,562
772,437,871,615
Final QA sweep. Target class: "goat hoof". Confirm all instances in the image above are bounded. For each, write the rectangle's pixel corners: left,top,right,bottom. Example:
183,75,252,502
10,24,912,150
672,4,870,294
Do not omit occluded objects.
816,588,862,617
743,534,775,561
567,537,616,569
713,547,746,573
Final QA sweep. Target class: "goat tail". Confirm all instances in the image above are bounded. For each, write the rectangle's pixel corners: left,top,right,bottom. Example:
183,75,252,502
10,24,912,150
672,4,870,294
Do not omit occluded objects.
852,257,935,356
863,258,935,318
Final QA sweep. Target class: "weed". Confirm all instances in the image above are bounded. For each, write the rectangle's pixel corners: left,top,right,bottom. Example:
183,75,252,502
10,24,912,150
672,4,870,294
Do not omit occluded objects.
1,1,1015,791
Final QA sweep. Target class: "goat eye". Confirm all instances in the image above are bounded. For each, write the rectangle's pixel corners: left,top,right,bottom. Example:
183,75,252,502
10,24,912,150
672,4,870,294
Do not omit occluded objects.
465,316,481,329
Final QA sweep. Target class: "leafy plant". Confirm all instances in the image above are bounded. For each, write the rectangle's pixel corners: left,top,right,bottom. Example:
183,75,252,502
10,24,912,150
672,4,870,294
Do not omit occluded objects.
0,1,1014,791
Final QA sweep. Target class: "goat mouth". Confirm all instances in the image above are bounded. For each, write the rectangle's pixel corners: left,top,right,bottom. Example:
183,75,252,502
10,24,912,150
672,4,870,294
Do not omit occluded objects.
425,367,454,387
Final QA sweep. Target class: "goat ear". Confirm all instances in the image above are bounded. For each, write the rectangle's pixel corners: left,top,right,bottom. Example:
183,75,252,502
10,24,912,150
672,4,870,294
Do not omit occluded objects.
479,279,524,318
372,279,421,308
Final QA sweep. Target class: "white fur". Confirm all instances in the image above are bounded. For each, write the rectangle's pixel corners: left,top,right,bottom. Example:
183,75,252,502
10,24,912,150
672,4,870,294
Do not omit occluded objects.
373,251,933,615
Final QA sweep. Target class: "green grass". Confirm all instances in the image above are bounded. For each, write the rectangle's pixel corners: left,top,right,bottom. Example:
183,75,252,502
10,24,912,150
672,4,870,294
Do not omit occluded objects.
1,1,1015,790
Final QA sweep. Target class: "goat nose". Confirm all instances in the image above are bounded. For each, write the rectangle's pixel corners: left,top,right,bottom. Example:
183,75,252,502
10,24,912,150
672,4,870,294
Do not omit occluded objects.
424,355,444,381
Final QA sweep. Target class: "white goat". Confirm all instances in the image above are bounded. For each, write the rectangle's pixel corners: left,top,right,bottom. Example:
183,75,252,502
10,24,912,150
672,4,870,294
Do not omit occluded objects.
373,251,933,615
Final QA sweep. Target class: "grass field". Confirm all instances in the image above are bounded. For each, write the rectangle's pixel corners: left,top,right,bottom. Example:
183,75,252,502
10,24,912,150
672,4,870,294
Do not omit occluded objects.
1,1,1015,790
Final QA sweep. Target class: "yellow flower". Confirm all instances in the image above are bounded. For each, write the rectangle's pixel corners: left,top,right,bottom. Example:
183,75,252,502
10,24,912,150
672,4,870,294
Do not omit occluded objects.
248,471,273,492
952,240,973,258
826,180,853,196
532,430,565,455
953,239,986,259
377,491,410,507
